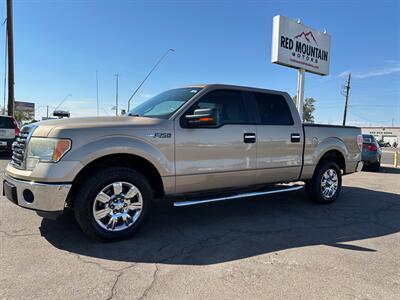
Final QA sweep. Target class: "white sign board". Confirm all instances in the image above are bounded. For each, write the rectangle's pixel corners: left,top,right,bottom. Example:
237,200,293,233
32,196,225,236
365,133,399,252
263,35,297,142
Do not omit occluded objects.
271,15,331,75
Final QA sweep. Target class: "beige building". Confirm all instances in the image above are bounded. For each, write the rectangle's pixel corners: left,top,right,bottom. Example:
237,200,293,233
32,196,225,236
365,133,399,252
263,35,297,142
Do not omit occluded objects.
361,127,400,146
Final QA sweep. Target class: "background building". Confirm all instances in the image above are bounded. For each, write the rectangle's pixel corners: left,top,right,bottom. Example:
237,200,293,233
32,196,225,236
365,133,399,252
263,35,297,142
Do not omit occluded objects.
361,127,400,146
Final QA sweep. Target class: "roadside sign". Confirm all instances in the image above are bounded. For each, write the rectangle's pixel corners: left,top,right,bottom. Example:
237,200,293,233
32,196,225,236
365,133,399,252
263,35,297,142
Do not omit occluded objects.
271,15,331,76
15,101,35,120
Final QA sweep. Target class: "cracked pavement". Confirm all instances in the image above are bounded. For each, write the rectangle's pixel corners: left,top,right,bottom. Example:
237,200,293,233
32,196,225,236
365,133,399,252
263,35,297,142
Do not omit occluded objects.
0,156,399,299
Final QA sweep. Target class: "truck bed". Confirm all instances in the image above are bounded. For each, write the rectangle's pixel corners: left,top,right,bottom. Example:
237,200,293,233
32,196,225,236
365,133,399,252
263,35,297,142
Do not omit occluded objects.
301,123,361,179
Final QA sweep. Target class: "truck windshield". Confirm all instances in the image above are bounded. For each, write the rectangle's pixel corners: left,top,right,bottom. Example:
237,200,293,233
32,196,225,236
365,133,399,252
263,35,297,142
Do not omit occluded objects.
128,88,202,119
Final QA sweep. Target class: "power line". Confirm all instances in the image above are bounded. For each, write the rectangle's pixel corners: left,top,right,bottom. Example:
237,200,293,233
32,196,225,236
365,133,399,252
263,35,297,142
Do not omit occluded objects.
348,104,399,108
349,111,394,124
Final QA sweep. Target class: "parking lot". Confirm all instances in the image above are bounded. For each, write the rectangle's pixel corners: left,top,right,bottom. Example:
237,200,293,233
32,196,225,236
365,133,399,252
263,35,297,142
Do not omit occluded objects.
381,147,398,166
1,155,399,300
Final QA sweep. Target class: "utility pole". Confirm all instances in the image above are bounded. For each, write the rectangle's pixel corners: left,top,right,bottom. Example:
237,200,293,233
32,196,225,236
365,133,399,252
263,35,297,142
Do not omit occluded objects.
46,105,49,118
342,73,351,126
115,74,119,116
96,70,99,116
6,0,14,116
3,19,7,115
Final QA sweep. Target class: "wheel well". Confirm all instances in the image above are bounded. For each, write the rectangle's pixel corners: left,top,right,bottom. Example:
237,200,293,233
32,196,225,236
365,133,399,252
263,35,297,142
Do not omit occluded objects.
318,150,346,173
67,154,164,207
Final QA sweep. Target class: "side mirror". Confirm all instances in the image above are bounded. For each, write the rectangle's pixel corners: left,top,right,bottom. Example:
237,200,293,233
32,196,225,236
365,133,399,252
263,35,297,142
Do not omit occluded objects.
185,108,218,127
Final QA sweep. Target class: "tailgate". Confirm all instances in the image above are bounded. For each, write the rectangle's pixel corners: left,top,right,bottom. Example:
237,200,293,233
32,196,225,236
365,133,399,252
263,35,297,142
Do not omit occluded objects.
0,128,15,139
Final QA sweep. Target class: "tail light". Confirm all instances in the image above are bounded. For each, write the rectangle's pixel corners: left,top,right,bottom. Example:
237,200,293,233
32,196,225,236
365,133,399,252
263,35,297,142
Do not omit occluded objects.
357,135,363,151
12,118,20,136
363,144,377,151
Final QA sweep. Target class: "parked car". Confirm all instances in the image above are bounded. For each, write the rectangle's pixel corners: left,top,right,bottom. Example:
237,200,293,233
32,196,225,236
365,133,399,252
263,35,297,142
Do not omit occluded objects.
362,134,382,171
0,115,20,153
3,84,363,241
378,140,391,148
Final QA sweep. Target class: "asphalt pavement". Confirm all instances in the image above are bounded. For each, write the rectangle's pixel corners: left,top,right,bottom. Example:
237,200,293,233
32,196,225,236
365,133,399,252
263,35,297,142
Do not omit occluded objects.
381,147,399,166
1,155,399,299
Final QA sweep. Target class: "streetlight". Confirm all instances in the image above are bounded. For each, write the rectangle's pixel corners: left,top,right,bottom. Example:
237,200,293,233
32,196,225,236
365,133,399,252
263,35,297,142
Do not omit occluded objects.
127,48,175,111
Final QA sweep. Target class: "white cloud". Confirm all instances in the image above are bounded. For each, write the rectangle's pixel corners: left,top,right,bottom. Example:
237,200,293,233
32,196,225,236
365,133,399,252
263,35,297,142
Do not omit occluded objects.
338,63,400,79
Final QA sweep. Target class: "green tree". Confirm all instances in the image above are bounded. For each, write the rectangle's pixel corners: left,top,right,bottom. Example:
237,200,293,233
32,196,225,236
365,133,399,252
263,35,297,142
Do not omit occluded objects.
14,111,31,124
292,96,316,123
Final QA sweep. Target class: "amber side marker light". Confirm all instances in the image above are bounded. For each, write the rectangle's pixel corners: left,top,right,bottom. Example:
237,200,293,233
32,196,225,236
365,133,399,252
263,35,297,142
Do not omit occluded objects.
52,139,71,162
199,117,214,122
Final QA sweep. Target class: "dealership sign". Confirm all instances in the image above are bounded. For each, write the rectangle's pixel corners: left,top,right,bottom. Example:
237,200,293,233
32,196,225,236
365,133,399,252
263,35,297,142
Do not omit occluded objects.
271,15,331,75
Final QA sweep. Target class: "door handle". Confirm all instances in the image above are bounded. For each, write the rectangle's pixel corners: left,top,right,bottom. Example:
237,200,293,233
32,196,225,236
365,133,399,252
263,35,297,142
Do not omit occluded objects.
291,133,301,143
244,133,256,143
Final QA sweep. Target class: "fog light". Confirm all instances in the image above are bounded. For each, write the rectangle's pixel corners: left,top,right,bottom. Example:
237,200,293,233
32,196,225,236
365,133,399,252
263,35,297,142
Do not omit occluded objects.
23,189,34,203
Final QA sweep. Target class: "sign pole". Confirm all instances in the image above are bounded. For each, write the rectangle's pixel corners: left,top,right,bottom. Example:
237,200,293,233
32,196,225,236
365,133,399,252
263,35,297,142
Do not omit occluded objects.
296,68,305,122
271,15,331,124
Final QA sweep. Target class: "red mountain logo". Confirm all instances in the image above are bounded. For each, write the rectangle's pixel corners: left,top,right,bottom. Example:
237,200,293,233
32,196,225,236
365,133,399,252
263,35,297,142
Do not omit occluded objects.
294,31,318,45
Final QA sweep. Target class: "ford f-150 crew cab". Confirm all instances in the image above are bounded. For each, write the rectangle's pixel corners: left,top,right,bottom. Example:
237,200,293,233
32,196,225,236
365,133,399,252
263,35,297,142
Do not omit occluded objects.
3,84,363,241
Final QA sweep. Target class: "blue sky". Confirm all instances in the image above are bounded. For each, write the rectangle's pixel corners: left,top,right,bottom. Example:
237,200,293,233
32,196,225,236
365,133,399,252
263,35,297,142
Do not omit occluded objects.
1,0,399,126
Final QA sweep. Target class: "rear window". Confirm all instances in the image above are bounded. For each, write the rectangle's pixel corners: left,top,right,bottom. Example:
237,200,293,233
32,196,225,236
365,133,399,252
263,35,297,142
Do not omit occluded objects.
253,93,294,125
0,117,15,129
362,135,375,144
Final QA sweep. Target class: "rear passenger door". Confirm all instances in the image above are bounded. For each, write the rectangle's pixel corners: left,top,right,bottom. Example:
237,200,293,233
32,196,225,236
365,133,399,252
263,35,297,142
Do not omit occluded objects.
251,92,303,184
174,89,257,194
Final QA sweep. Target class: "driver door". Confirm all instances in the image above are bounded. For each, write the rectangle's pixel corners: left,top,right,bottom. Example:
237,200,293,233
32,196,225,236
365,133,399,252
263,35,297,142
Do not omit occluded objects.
174,89,257,194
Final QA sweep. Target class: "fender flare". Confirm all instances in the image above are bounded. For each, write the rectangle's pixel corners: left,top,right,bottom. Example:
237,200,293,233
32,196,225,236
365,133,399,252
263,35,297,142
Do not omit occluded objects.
313,137,348,168
65,135,173,177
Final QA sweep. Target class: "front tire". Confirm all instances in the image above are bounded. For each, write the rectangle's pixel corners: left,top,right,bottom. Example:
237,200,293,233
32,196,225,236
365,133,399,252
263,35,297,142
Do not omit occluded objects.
305,161,342,204
74,167,153,241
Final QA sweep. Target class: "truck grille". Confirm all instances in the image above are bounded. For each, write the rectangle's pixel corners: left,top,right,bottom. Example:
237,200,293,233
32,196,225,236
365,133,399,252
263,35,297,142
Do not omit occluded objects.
11,130,30,169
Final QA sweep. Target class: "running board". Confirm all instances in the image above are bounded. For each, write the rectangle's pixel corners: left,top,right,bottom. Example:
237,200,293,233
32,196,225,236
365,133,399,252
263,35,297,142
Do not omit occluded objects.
173,185,303,207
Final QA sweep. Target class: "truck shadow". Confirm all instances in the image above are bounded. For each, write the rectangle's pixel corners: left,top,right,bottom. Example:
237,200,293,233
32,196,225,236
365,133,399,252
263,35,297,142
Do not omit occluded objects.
40,186,400,265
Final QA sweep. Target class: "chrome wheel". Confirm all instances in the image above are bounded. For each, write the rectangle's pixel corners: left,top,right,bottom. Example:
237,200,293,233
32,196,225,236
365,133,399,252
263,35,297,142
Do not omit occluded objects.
320,169,338,199
92,181,143,232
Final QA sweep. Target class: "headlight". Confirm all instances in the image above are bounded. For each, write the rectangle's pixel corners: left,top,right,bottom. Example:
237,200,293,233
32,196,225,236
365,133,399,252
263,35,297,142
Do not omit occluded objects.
26,138,71,170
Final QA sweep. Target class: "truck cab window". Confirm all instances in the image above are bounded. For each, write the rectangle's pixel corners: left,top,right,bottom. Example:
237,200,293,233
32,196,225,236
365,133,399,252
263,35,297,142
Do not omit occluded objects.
254,93,294,125
191,90,249,125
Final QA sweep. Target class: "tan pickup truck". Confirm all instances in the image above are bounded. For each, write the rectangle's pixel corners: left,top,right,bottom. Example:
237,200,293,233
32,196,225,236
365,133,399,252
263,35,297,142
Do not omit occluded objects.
4,84,363,241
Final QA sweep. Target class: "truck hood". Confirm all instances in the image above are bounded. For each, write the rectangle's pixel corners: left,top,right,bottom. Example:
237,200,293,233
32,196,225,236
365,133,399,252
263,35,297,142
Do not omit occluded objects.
29,116,168,137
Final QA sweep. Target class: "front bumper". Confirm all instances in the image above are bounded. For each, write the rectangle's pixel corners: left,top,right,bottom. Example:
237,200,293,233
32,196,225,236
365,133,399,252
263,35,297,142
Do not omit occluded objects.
3,174,71,216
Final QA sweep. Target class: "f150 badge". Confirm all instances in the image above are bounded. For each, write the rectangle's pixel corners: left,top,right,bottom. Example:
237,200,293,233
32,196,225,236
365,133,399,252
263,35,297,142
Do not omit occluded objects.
147,133,172,138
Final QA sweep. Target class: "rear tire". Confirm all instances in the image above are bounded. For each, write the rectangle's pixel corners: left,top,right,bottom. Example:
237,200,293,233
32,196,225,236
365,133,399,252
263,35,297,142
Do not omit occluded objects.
371,162,381,172
74,167,153,241
305,161,342,204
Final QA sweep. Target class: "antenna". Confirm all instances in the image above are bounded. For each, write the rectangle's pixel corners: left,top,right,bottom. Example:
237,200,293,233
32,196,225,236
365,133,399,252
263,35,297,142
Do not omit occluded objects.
127,48,175,111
